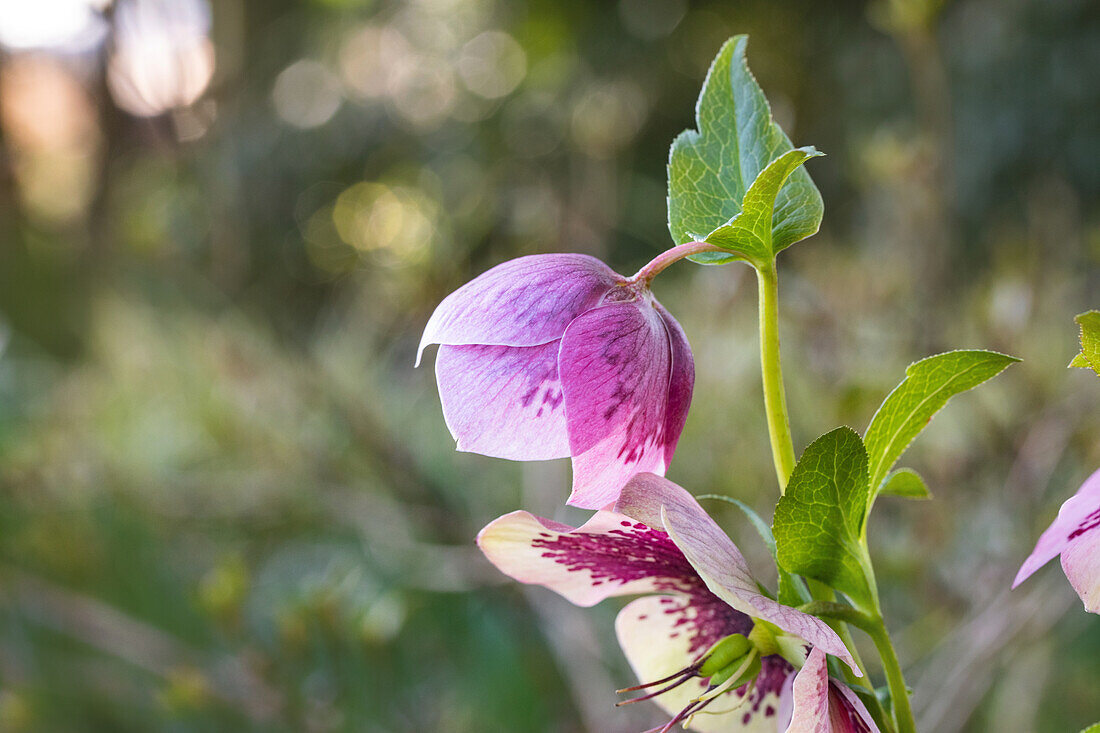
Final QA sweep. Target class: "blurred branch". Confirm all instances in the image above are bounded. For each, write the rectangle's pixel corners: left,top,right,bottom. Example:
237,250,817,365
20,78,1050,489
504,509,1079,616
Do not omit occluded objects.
3,569,282,722
913,575,1072,732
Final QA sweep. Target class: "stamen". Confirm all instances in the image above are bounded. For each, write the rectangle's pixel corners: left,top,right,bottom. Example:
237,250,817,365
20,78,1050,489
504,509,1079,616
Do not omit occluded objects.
616,663,700,693
693,651,758,704
616,669,698,706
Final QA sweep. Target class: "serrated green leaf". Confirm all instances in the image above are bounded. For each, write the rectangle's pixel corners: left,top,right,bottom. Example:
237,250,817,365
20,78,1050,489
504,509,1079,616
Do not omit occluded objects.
864,350,1019,499
773,427,874,609
669,35,823,265
704,147,825,262
1079,724,1100,733
880,468,932,500
1070,310,1100,376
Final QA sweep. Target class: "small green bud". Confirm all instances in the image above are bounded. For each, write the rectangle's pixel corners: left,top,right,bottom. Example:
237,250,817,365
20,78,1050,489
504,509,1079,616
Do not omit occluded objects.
707,653,762,690
698,634,752,677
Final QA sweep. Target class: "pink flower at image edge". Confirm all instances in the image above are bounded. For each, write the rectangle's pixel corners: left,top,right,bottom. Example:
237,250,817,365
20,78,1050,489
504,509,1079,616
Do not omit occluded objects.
417,254,694,509
1014,468,1100,613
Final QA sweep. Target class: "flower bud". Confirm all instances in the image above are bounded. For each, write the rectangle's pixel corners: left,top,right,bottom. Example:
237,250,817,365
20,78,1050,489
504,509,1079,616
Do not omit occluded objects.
697,633,752,677
707,653,761,690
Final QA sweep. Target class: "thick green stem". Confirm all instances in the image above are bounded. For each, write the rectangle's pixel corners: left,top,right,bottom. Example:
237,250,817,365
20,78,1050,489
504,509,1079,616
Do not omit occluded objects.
869,619,917,733
755,262,796,491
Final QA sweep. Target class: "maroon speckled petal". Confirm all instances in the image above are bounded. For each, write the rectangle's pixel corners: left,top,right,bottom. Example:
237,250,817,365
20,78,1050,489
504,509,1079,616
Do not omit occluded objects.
654,300,694,468
477,510,705,607
1014,468,1100,614
616,473,860,675
560,299,674,509
780,648,879,732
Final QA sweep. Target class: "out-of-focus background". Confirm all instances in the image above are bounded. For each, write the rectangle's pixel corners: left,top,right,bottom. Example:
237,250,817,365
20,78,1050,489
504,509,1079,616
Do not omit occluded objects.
0,0,1097,730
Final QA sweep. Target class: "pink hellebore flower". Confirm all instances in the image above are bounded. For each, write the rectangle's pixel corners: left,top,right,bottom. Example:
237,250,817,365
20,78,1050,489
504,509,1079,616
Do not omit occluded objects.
478,473,876,731
779,648,878,733
1013,468,1100,613
417,253,694,509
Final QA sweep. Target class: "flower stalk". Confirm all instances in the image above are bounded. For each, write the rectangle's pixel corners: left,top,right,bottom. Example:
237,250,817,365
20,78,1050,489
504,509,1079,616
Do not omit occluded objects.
869,619,917,733
753,256,910,733
631,240,722,283
755,260,797,491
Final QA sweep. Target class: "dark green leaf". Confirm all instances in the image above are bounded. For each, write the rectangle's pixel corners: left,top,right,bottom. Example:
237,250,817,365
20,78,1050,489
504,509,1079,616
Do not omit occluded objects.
773,427,873,608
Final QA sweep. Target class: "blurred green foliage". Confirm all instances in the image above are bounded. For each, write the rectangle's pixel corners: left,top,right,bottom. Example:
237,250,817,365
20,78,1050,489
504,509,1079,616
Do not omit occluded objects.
0,0,1097,731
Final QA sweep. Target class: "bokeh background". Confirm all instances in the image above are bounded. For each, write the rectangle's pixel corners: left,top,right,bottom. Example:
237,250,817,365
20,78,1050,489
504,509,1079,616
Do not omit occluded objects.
0,0,1097,730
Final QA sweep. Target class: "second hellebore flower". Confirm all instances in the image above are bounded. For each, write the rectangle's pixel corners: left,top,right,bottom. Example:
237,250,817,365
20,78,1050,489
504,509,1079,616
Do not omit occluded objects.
1013,468,1100,613
478,473,877,731
418,253,694,509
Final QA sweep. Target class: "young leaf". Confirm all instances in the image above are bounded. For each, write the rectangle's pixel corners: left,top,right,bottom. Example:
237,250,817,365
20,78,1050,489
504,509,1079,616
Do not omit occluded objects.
864,350,1019,498
773,427,874,609
704,147,825,263
880,468,932,500
667,35,823,266
1070,310,1100,376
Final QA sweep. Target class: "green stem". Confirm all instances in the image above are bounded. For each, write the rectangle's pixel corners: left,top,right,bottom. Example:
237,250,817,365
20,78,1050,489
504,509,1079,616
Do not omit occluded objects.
755,261,796,491
752,259,898,730
869,619,917,733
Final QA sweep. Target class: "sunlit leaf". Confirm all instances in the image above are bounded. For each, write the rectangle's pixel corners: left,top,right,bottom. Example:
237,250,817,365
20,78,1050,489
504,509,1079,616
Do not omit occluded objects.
667,35,823,266
880,468,932,500
704,147,824,263
864,350,1018,500
1070,310,1100,376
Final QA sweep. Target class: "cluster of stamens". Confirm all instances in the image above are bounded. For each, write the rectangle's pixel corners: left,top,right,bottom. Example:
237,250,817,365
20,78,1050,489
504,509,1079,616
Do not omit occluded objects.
614,634,761,732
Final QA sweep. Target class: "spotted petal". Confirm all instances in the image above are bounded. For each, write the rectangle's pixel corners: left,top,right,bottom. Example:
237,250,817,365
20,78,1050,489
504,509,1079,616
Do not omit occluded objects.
780,648,879,733
616,474,860,675
1014,468,1100,614
1061,519,1100,613
435,341,569,460
417,253,622,364
560,299,675,509
477,510,702,607
656,300,695,467
616,596,788,732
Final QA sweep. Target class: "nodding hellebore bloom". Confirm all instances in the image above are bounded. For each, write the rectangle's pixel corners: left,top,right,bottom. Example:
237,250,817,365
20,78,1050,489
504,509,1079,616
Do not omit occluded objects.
417,253,694,509
1014,468,1100,614
478,473,878,732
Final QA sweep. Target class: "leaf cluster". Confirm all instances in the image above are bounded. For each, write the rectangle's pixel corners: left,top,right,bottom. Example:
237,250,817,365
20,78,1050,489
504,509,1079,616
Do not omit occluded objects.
773,351,1017,610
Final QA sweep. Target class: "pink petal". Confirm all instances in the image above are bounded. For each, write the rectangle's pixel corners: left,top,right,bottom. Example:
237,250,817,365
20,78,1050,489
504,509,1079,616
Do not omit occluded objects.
781,648,830,733
1061,523,1100,613
476,510,703,608
655,300,695,467
417,254,622,364
1013,468,1100,589
559,299,674,509
435,342,569,460
781,648,879,733
616,474,860,676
